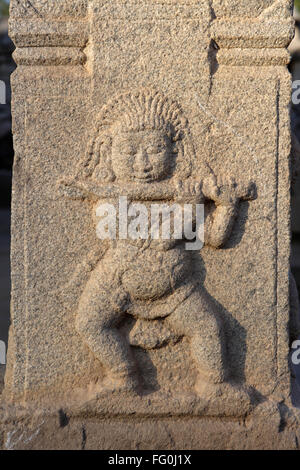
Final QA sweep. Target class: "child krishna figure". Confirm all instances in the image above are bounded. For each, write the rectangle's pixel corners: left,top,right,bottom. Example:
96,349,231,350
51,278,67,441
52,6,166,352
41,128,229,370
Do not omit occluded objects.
62,89,255,403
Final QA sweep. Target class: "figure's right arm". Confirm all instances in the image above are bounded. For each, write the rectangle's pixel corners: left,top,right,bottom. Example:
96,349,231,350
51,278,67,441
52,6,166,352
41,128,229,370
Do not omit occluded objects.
59,178,113,201
59,179,181,201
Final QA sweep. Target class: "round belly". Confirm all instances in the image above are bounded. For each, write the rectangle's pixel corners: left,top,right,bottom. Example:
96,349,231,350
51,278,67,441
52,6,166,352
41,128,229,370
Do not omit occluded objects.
121,248,190,300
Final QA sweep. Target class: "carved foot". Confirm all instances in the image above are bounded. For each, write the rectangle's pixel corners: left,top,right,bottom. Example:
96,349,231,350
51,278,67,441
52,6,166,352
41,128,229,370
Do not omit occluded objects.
195,379,253,416
70,372,141,409
96,372,140,396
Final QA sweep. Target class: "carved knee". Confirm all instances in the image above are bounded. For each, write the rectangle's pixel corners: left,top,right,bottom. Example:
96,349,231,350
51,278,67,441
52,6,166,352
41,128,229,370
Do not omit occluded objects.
75,310,90,337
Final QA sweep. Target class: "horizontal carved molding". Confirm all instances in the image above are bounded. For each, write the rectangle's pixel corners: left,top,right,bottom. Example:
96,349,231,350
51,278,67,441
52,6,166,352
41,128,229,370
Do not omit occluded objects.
9,0,88,19
13,47,87,66
9,19,89,47
211,18,294,49
217,48,290,66
8,2,294,69
9,14,293,50
212,0,292,20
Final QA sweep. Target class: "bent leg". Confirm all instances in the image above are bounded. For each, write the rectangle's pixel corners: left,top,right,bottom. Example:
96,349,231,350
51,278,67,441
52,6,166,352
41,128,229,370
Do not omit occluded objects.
166,288,227,384
166,288,251,409
75,262,137,388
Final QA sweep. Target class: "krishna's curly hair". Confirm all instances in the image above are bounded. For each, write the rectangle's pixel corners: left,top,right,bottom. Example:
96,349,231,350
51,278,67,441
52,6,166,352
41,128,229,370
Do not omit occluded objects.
78,88,196,182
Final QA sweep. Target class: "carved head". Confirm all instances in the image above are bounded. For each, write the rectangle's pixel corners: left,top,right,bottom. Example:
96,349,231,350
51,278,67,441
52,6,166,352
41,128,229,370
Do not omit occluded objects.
111,128,173,183
80,89,196,183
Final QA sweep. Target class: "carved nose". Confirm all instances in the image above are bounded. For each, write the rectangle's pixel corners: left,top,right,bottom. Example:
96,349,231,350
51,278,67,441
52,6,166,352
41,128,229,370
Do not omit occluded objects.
134,149,152,173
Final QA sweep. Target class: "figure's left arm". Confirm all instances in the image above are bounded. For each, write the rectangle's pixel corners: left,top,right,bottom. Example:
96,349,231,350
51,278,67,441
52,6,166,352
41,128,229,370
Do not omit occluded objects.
203,175,256,248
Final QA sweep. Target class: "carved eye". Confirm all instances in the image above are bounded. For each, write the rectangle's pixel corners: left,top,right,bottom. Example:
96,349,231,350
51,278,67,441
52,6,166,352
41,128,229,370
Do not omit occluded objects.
123,147,135,156
147,146,166,154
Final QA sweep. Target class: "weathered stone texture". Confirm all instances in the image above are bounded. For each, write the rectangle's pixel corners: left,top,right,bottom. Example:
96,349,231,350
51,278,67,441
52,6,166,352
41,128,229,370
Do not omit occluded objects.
1,0,300,450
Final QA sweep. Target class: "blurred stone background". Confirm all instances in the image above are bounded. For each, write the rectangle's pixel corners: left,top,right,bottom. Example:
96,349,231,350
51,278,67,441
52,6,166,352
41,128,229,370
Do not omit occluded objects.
0,0,14,387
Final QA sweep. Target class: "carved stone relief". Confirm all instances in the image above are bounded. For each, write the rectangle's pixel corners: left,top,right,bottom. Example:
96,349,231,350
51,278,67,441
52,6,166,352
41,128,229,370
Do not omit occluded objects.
61,89,256,404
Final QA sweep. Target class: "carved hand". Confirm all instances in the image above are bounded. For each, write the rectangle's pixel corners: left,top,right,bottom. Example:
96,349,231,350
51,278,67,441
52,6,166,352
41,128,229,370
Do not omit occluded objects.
203,175,256,248
173,178,203,203
203,175,256,207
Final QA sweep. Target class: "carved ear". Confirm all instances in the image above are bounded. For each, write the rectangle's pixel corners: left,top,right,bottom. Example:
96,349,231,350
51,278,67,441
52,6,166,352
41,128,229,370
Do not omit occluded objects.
173,138,193,180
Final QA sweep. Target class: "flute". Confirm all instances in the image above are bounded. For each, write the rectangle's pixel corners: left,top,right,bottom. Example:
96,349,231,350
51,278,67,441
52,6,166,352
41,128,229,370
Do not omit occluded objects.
59,178,256,203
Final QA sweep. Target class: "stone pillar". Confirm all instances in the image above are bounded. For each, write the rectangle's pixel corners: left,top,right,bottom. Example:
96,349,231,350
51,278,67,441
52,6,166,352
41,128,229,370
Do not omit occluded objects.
2,0,300,450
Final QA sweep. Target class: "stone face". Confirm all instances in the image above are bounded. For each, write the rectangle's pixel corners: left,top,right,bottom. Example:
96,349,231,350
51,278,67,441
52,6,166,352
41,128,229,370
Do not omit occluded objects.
1,0,300,449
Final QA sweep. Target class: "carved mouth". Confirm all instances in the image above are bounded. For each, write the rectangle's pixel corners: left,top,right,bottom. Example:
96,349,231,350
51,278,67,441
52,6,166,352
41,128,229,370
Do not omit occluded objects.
133,173,154,181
